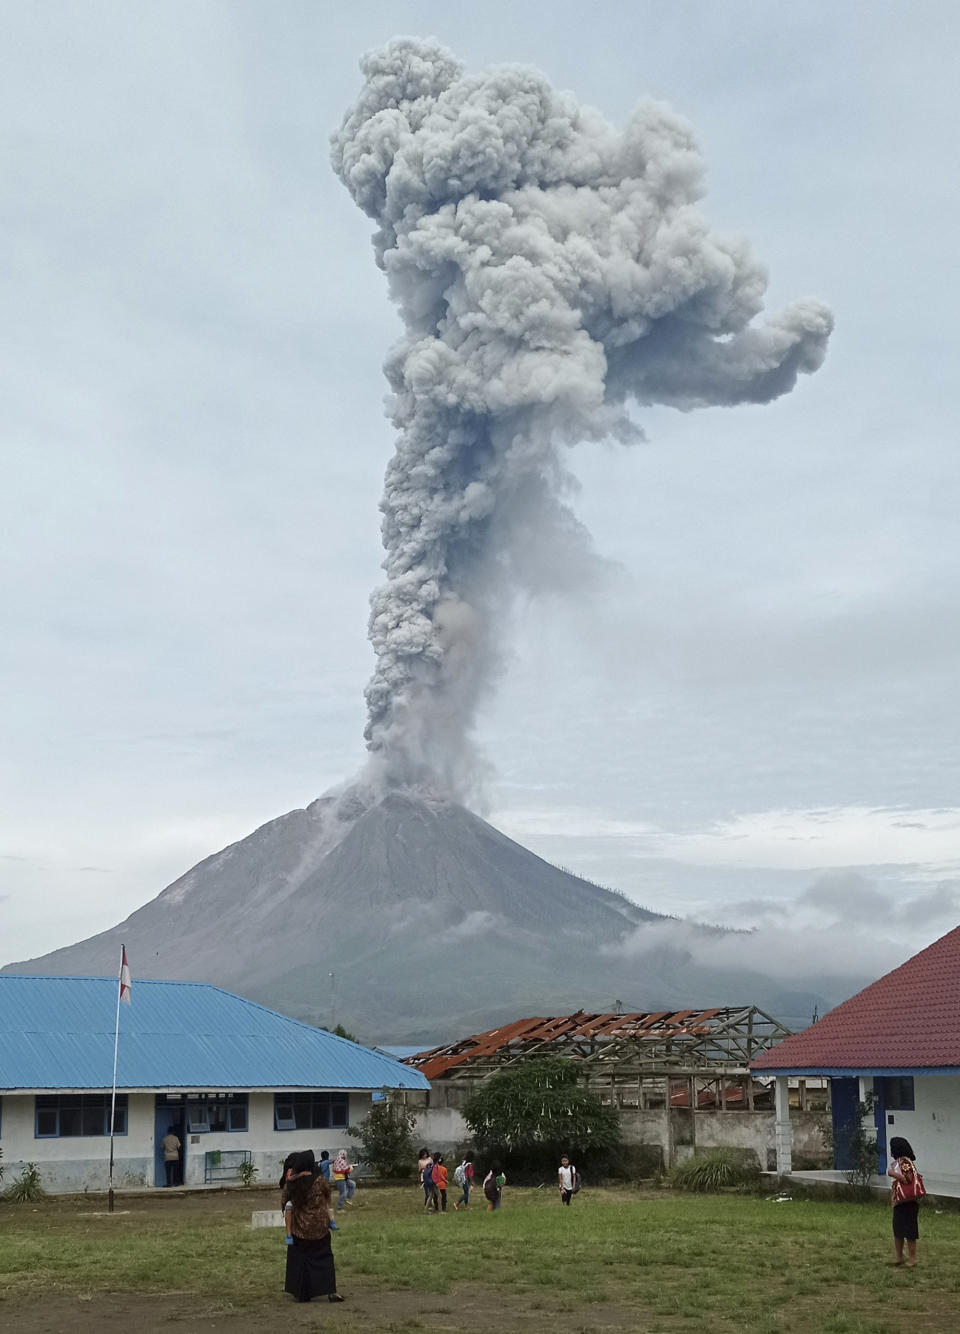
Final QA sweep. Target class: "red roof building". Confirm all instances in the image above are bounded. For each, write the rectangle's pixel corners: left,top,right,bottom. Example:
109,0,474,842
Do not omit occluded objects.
751,924,960,1076
751,926,960,1183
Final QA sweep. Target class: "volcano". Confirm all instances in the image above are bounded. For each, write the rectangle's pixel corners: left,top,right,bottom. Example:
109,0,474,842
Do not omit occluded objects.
4,792,825,1042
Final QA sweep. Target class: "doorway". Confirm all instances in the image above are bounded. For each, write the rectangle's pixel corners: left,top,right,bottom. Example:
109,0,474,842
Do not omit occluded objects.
154,1100,185,1187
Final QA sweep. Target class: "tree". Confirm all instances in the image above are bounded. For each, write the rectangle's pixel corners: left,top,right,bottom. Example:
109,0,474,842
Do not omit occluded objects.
346,1092,419,1178
462,1057,622,1179
325,1023,360,1044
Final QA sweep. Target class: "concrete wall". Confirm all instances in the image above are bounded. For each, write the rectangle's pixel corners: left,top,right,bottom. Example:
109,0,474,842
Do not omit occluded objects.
0,1090,378,1194
405,1086,828,1172
869,1074,960,1186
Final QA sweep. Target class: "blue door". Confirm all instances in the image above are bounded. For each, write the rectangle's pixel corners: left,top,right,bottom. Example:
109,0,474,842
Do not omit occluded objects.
830,1078,860,1170
154,1102,185,1187
873,1080,887,1174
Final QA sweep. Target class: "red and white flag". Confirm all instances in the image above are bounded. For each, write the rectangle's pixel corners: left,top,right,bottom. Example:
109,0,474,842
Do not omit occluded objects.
119,946,132,1005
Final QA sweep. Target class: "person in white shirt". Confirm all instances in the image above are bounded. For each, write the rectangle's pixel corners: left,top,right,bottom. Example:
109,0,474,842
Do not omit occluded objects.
558,1154,578,1206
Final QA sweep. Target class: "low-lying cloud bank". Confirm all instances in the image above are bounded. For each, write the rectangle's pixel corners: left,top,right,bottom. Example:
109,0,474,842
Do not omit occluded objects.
497,803,960,997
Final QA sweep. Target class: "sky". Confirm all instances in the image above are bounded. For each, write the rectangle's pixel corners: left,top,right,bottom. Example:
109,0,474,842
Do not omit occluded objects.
3,1,960,991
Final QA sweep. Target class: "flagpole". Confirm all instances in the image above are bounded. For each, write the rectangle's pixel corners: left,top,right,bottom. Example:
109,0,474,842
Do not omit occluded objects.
108,942,124,1214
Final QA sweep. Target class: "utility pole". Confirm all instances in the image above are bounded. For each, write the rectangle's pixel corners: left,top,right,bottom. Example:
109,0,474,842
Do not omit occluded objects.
329,971,336,1031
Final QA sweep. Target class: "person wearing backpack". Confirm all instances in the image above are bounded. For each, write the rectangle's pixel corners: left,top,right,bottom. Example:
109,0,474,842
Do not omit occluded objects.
483,1163,505,1211
887,1136,924,1267
558,1154,578,1206
453,1154,474,1210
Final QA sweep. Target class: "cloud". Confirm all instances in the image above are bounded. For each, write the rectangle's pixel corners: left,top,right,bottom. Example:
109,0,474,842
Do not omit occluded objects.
607,867,960,990
497,803,960,873
799,870,892,921
435,911,501,945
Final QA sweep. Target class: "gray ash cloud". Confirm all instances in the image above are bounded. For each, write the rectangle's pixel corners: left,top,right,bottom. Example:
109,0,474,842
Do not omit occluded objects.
332,37,832,800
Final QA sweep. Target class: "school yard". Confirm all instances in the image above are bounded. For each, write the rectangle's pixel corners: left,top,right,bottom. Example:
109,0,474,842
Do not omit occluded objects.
2,1183,959,1333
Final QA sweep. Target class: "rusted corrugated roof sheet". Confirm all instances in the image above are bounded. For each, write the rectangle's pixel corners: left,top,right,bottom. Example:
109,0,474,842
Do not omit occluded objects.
407,1007,744,1079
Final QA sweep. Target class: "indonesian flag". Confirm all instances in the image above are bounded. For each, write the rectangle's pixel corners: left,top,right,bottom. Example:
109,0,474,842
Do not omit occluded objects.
119,946,132,1005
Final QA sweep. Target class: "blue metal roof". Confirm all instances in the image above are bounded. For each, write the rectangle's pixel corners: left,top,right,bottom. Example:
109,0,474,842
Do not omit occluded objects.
0,976,430,1093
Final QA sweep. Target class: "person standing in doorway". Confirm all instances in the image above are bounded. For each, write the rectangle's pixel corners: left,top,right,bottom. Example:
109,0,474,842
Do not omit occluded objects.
161,1126,181,1187
558,1154,578,1205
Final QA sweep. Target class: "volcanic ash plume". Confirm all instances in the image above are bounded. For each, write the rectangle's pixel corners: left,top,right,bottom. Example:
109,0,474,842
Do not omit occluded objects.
332,38,832,801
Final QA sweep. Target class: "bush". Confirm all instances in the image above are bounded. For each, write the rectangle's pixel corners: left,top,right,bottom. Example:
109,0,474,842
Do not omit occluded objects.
462,1057,622,1182
347,1092,418,1178
236,1160,258,1187
669,1148,760,1193
4,1162,46,1203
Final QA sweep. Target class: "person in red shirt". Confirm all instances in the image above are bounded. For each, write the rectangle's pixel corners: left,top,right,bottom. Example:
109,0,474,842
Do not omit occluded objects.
431,1153,449,1212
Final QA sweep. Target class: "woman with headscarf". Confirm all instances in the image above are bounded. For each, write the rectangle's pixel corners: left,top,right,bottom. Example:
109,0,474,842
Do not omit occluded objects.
333,1148,357,1210
279,1150,344,1303
887,1136,923,1267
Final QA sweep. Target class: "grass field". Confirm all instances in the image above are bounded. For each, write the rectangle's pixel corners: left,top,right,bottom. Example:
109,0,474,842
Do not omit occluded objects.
2,1183,959,1332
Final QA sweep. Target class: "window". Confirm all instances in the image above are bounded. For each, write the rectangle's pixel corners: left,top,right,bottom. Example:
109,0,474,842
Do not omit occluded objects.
879,1076,915,1111
183,1093,248,1133
274,1092,348,1131
35,1094,127,1138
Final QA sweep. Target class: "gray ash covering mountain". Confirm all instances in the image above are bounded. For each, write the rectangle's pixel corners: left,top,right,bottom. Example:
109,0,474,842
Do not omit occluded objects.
4,790,826,1043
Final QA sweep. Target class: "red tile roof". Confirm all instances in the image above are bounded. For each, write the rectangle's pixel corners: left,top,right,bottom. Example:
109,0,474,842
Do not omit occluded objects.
752,924,960,1072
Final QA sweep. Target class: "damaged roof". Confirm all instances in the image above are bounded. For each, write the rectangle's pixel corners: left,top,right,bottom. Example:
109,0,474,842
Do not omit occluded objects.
406,1006,789,1079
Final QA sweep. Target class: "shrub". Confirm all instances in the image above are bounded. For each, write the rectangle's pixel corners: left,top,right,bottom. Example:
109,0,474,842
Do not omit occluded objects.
347,1091,418,1178
669,1148,760,1193
4,1162,46,1203
236,1160,258,1187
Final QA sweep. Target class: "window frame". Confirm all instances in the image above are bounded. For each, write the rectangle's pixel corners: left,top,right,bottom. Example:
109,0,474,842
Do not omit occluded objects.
34,1093,128,1139
273,1091,349,1132
183,1093,249,1134
879,1075,915,1111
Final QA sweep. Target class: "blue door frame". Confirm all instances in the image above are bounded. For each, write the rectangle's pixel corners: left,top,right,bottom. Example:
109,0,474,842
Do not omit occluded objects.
154,1101,185,1187
873,1080,887,1174
830,1077,860,1170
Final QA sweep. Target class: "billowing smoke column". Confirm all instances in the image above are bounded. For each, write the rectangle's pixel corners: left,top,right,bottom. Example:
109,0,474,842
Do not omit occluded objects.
332,38,832,801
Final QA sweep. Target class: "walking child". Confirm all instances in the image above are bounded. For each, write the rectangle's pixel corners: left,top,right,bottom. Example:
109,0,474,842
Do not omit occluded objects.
558,1154,578,1205
453,1153,474,1210
431,1153,448,1212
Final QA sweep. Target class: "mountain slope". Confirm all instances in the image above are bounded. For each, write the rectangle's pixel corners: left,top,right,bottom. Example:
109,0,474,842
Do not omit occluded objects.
3,792,835,1042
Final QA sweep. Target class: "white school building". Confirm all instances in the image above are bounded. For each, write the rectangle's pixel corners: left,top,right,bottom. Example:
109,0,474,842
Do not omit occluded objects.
0,975,429,1193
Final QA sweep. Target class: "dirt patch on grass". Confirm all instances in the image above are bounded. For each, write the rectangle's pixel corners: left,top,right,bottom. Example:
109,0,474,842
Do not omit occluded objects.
5,1286,646,1334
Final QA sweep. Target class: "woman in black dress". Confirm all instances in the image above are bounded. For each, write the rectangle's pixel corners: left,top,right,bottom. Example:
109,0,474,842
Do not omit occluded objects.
280,1150,345,1302
887,1135,921,1267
